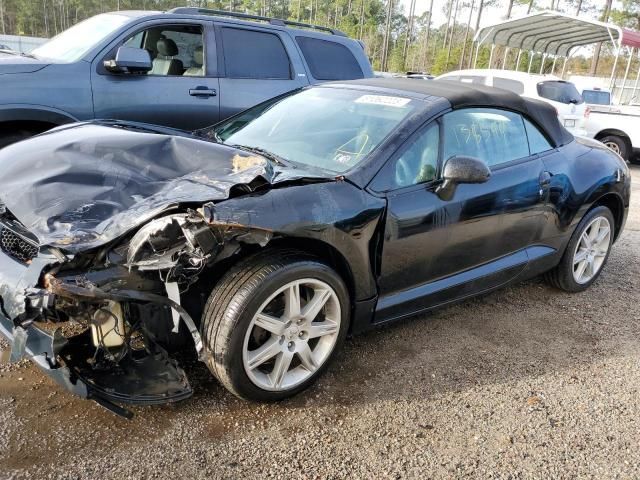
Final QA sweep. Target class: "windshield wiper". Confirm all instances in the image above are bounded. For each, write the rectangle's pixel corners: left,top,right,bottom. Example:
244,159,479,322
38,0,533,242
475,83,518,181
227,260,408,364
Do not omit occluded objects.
229,144,290,167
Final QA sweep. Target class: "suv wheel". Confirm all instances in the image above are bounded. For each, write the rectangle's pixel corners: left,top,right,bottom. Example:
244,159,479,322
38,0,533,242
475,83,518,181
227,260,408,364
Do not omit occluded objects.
201,250,350,401
545,206,614,292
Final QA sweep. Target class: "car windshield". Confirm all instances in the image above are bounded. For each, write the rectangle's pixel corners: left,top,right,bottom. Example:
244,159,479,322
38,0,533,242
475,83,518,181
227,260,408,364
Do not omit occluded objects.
537,81,584,105
582,89,611,105
31,13,131,62
211,88,419,173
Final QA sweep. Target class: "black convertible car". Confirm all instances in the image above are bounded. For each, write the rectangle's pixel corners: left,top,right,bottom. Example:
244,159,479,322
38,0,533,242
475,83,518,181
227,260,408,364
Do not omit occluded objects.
0,79,630,416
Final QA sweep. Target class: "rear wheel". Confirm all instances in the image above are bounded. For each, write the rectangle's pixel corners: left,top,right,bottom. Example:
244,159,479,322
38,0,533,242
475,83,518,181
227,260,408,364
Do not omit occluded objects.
545,206,615,292
201,250,350,402
599,135,629,161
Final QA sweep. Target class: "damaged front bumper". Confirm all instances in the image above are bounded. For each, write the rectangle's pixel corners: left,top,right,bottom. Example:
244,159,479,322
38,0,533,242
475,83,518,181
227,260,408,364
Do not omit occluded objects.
0,250,197,417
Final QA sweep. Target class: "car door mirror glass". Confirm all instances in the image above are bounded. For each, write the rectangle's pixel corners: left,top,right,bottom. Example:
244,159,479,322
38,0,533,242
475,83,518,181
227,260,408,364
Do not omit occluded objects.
436,155,490,200
104,46,152,74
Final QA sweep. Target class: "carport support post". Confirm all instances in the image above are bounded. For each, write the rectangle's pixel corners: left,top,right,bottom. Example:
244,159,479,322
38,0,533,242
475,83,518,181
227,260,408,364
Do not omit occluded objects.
551,56,558,74
621,47,634,104
539,53,547,74
473,41,480,68
515,49,522,71
561,57,568,78
527,51,534,73
502,47,509,69
630,51,640,105
609,47,620,91
488,44,496,69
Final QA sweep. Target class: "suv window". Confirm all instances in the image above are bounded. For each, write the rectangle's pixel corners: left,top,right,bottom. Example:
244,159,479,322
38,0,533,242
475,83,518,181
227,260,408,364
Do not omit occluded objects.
123,25,204,76
442,108,529,167
523,118,553,154
221,27,290,79
537,81,583,105
493,77,524,94
296,37,364,80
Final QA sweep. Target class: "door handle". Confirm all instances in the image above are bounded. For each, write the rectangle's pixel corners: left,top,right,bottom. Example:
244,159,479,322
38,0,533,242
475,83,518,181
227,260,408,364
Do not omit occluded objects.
189,87,217,97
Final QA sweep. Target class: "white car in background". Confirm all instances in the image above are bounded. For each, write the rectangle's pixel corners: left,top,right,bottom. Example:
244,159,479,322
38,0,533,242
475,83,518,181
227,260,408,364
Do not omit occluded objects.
436,69,588,137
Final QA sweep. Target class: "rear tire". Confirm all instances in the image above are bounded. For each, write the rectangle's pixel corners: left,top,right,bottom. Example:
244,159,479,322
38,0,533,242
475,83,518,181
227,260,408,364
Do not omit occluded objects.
545,206,615,292
201,250,350,402
599,135,629,161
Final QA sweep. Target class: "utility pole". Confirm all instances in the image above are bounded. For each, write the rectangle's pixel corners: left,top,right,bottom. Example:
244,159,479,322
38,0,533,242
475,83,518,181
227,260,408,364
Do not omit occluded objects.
381,0,394,71
402,0,417,70
421,0,434,70
0,0,5,35
469,0,484,67
358,0,365,39
460,0,475,69
446,0,460,67
443,0,455,52
591,0,613,75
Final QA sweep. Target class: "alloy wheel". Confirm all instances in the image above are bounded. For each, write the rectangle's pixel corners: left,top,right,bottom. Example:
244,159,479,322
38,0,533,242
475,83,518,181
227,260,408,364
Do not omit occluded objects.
242,278,341,391
572,216,611,284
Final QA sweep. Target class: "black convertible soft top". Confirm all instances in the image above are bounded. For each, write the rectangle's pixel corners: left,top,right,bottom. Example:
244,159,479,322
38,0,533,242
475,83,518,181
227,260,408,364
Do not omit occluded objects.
331,78,574,148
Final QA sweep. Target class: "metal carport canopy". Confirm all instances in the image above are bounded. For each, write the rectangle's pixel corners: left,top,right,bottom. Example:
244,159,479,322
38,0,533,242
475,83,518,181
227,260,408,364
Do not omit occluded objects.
473,10,624,57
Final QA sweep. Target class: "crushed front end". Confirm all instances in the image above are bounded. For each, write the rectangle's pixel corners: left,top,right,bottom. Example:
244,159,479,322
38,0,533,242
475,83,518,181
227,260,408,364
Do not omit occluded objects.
0,207,255,417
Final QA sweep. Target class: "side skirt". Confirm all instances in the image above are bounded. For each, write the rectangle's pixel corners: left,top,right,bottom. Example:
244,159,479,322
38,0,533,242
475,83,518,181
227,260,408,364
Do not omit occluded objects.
371,245,557,327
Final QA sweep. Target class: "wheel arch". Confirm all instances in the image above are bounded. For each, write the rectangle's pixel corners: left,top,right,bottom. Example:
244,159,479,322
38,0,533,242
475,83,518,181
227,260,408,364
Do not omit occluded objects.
0,106,78,135
183,236,360,327
588,192,625,242
594,129,632,150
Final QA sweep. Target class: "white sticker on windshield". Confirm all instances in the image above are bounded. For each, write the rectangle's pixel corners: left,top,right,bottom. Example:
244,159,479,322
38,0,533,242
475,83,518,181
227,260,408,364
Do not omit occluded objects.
355,95,411,107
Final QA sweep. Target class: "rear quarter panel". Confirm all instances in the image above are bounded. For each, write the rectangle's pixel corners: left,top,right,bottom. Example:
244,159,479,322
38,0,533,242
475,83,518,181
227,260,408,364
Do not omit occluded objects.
540,140,630,251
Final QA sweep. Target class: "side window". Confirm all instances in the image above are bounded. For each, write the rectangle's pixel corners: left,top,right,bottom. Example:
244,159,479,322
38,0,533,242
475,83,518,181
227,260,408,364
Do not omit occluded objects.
221,27,290,79
372,123,440,191
442,108,529,168
296,37,364,80
524,118,553,154
121,25,204,77
493,77,525,95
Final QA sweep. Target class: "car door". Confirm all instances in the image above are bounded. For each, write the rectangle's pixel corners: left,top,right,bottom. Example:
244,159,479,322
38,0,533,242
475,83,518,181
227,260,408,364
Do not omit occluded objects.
214,23,309,120
372,108,549,323
91,20,220,130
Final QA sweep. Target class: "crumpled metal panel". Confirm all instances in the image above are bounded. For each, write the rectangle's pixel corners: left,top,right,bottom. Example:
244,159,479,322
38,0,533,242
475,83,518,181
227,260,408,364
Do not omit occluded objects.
0,122,331,252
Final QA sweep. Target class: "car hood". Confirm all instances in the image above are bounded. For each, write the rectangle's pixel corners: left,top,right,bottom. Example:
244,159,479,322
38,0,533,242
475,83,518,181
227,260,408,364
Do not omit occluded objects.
0,53,50,74
0,121,332,253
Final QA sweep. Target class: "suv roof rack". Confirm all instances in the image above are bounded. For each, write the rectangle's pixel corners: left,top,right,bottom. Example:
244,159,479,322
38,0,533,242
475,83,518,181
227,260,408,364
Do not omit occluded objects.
167,7,348,37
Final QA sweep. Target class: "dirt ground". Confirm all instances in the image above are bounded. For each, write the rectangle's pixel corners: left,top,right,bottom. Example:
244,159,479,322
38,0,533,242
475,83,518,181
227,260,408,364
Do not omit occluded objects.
1,166,639,480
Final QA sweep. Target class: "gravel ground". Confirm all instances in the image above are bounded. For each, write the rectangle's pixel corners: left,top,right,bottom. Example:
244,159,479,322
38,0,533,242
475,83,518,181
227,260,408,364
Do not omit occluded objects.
1,165,639,480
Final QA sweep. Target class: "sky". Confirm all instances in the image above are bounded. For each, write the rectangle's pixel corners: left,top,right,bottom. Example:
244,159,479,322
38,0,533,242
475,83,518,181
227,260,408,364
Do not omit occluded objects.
406,0,624,30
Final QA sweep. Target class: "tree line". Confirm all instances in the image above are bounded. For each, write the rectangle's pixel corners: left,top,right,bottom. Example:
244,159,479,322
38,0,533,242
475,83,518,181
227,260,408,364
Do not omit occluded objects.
0,0,638,76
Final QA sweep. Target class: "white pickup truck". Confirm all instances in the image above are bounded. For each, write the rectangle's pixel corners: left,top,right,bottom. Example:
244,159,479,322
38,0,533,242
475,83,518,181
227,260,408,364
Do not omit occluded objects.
580,87,640,162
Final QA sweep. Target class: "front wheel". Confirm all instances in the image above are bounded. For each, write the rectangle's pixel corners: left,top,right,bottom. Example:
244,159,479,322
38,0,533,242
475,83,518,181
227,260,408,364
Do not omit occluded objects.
201,250,350,402
545,206,615,292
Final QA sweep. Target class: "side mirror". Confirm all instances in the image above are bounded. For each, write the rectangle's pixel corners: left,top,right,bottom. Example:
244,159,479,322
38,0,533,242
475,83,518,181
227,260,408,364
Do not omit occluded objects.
104,46,152,74
436,155,490,201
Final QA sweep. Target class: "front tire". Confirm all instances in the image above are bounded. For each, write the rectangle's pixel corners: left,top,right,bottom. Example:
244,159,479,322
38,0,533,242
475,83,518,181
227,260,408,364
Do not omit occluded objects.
545,206,615,292
201,250,350,402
